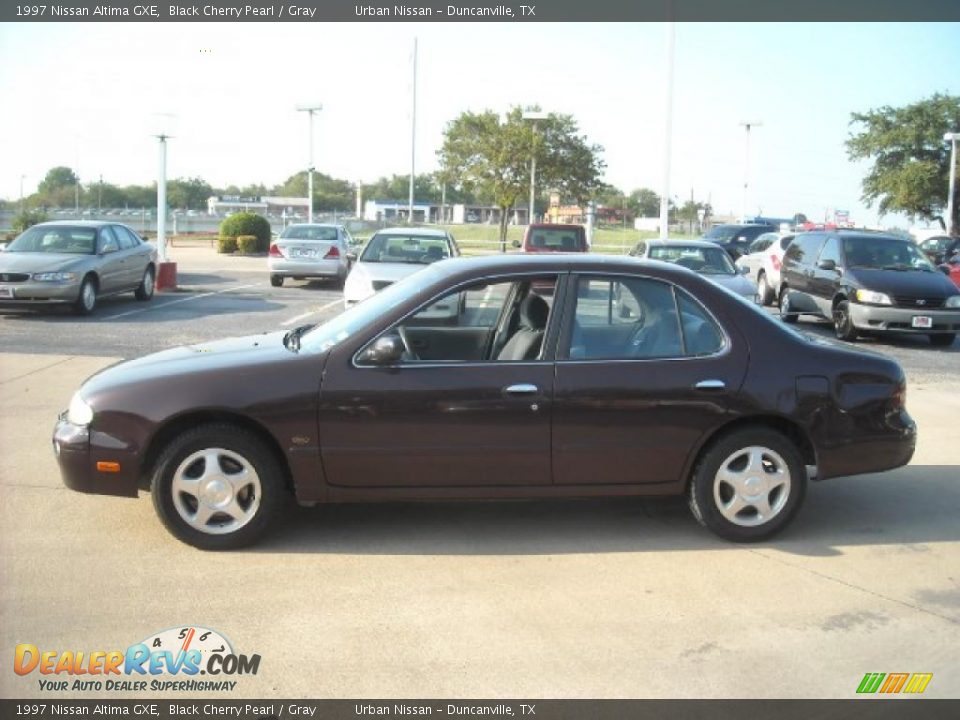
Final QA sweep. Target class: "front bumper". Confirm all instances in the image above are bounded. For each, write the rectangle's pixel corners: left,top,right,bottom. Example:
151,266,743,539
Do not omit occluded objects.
53,415,139,498
0,280,81,305
850,303,960,335
268,258,344,277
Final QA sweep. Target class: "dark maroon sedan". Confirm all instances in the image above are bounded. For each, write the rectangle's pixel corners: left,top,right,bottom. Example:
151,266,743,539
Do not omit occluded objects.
54,255,916,549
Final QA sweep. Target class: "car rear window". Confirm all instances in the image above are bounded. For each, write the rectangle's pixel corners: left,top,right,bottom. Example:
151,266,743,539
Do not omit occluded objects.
281,226,339,241
527,228,586,251
360,234,451,264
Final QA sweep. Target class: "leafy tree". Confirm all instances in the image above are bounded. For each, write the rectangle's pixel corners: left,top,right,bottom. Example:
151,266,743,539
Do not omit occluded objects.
628,188,661,218
12,210,48,233
439,107,605,246
846,93,960,230
167,177,214,210
38,167,78,195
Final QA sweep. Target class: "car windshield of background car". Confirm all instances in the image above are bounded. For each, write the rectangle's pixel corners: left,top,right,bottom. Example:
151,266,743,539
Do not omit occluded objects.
844,237,936,271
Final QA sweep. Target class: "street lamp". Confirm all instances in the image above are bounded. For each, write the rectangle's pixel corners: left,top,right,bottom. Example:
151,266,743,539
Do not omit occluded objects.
150,113,177,289
19,174,25,215
296,104,323,223
945,131,959,237
522,110,548,226
739,121,762,223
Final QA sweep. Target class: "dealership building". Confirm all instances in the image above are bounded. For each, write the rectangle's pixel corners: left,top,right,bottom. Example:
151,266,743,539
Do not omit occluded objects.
206,195,310,217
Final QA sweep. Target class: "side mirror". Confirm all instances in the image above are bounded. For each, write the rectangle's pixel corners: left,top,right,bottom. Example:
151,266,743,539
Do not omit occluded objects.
363,334,405,365
511,240,521,249
100,243,118,255
817,259,837,271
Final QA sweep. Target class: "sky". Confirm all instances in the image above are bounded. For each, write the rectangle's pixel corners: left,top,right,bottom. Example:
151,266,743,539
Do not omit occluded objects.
0,21,958,227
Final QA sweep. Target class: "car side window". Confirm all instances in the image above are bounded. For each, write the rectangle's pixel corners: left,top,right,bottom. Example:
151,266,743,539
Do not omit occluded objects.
676,290,725,356
568,276,683,360
114,225,135,250
99,226,119,253
786,233,824,266
819,237,841,266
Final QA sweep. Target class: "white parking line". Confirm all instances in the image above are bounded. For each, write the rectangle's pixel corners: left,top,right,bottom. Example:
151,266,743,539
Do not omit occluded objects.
101,283,262,321
281,297,343,327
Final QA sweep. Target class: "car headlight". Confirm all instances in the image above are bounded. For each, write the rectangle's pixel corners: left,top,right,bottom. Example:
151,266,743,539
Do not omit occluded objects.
67,392,94,426
946,295,960,309
33,272,77,282
855,289,893,305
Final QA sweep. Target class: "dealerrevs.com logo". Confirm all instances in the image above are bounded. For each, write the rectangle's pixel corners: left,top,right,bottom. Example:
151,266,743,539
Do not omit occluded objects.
14,626,260,693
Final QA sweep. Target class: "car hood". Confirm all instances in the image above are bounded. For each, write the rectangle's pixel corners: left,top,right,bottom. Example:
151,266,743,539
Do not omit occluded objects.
705,273,756,297
0,252,92,273
846,268,959,298
351,261,432,284
82,332,294,396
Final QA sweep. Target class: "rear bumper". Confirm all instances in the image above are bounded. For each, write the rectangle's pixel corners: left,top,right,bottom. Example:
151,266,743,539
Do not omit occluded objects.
53,415,139,498
817,409,917,480
850,303,960,335
268,258,344,277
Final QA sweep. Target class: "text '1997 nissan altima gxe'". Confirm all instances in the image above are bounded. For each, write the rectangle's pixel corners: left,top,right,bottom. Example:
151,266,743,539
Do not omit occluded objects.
54,255,917,549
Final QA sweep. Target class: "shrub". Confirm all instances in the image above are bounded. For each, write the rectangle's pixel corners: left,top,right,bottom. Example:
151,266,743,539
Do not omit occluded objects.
219,212,271,252
217,236,238,254
12,210,49,234
236,235,259,254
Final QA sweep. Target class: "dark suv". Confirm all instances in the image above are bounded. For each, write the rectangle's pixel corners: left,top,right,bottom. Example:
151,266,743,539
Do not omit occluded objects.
702,223,776,260
779,230,960,346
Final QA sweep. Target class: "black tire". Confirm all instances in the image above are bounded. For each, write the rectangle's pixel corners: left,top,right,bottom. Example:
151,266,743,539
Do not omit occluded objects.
833,300,858,342
688,427,807,542
930,333,956,347
150,423,285,550
779,287,797,324
73,276,97,315
757,272,774,306
270,274,284,287
134,266,155,301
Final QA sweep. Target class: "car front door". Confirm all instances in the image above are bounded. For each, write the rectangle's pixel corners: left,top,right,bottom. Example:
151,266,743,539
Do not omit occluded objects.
114,225,148,287
318,275,561,488
809,235,842,314
552,273,748,486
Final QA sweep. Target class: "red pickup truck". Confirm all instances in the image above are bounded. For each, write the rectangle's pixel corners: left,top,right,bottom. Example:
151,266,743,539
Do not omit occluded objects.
518,223,588,253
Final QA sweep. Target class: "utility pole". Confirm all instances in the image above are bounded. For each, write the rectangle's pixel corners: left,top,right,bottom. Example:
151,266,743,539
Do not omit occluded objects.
19,174,25,215
98,174,103,214
296,104,323,224
740,121,762,223
945,132,959,236
659,21,675,241
408,37,417,224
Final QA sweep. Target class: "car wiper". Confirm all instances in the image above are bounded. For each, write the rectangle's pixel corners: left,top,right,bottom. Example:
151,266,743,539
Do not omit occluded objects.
282,323,315,352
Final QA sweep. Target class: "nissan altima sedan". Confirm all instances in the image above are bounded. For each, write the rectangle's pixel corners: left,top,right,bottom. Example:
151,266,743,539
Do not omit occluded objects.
54,254,916,550
0,221,157,314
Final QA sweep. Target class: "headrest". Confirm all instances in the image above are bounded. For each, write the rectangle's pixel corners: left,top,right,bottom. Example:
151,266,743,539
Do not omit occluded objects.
519,294,550,329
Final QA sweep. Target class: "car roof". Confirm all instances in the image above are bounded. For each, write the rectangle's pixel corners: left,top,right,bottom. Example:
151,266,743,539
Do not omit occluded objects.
374,227,449,237
32,220,116,228
283,223,340,229
644,238,720,249
426,253,693,280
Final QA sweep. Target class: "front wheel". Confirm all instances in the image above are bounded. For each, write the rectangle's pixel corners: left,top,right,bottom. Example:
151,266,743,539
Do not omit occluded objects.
270,274,284,287
930,333,956,347
150,423,285,550
779,288,797,324
833,300,858,341
688,428,807,542
757,272,774,306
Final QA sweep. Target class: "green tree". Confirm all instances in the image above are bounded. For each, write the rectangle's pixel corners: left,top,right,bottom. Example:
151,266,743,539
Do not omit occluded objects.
167,177,214,210
628,188,661,218
439,107,605,246
36,166,81,208
12,209,49,233
846,93,960,230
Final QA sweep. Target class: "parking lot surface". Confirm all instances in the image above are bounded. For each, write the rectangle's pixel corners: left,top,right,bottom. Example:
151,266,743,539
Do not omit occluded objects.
1,248,958,699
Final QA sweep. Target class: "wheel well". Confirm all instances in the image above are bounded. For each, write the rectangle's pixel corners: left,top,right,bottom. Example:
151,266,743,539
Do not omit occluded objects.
686,416,817,488
832,292,848,309
83,272,99,289
138,411,294,493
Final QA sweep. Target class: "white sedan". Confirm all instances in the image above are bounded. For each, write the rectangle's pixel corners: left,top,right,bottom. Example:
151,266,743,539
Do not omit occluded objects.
736,232,795,305
344,228,460,308
628,238,757,300
268,223,352,287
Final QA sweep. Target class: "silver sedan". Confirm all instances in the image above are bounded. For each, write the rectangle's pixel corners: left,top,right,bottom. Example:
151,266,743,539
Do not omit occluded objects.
0,221,157,315
268,224,352,287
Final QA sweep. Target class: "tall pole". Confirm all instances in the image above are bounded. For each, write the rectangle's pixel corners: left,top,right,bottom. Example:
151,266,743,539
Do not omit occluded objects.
19,174,25,215
740,121,762,223
409,37,417,224
945,132,958,237
296,105,323,224
528,121,538,225
98,174,103,214
659,21,675,241
157,135,168,262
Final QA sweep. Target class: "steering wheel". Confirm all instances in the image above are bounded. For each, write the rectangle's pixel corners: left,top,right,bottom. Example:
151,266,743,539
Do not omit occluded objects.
396,326,419,361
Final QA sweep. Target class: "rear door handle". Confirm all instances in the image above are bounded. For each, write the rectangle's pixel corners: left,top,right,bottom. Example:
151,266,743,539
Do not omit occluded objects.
504,383,539,395
694,379,726,391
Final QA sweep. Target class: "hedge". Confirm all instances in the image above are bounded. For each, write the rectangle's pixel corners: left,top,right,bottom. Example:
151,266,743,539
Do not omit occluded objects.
219,212,270,252
236,235,259,254
217,236,238,254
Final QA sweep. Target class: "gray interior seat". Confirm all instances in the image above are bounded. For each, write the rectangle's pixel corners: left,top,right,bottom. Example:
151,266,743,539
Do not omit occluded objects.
497,294,550,361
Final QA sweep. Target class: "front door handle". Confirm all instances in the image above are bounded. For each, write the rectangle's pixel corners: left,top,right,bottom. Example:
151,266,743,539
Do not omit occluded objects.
694,379,726,391
504,383,539,395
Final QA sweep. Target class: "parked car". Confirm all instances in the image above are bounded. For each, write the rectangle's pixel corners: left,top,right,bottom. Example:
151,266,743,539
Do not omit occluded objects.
917,235,960,266
343,227,459,308
54,254,916,549
517,223,588,253
702,223,777,260
268,223,352,287
736,232,795,305
939,256,960,289
0,221,156,315
779,230,960,346
629,238,756,300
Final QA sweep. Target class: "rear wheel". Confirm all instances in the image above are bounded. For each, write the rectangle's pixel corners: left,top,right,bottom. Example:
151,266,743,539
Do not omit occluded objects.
833,300,858,341
134,266,155,301
688,428,807,542
151,423,285,550
270,274,284,287
930,333,956,347
73,276,97,315
779,287,797,324
757,272,774,306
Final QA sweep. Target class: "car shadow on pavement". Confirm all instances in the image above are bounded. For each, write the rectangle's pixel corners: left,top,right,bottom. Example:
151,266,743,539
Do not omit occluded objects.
795,317,959,352
251,465,958,557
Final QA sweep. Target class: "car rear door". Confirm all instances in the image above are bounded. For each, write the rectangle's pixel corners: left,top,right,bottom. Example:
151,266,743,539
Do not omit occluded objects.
552,273,748,486
96,227,126,293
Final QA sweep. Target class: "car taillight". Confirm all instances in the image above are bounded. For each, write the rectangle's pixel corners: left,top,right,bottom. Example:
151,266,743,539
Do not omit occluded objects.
324,246,340,259
269,244,283,258
770,255,781,271
892,381,906,409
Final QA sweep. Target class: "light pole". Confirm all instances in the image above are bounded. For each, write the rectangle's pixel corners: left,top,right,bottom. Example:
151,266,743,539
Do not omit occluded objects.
409,37,417,224
296,104,323,223
150,112,177,290
19,174,25,215
740,121,762,223
945,132,959,236
659,21,675,241
522,111,548,225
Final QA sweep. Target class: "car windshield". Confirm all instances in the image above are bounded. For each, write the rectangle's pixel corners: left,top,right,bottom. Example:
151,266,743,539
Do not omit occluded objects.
359,234,451,264
280,225,339,241
299,265,444,353
6,226,97,254
843,236,935,271
649,245,737,275
527,228,586,250
703,225,738,242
